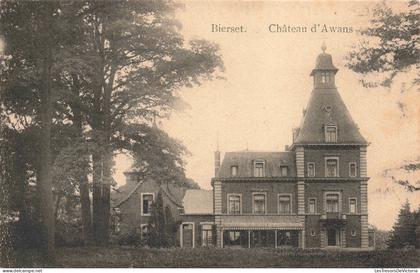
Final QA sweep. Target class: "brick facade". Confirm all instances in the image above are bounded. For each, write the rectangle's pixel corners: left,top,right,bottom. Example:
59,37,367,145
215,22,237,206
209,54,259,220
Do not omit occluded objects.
189,48,371,249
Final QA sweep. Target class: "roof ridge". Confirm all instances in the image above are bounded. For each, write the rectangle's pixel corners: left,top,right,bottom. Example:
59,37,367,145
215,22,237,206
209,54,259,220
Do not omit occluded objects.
160,182,185,208
115,180,144,207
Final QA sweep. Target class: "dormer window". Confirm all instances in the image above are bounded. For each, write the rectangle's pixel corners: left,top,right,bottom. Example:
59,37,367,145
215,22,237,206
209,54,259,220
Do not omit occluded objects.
254,160,265,177
325,125,337,142
231,166,238,177
280,166,288,177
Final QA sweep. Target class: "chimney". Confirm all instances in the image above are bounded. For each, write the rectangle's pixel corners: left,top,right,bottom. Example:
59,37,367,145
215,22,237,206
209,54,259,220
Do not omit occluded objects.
214,151,221,176
214,132,221,176
124,171,137,185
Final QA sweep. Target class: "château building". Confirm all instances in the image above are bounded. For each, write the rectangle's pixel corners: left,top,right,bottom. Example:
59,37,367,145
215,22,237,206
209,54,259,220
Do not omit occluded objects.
179,45,370,248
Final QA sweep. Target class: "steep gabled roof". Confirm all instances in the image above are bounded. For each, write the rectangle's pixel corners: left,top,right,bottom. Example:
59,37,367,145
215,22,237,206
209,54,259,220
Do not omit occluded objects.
217,151,296,178
111,178,186,208
294,87,367,145
182,189,213,215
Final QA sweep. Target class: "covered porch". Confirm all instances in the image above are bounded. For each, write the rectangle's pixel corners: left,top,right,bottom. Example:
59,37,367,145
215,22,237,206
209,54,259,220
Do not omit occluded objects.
219,215,304,248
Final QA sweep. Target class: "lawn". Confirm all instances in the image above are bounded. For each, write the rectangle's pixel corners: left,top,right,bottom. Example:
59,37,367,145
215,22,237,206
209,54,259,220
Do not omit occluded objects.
15,247,418,268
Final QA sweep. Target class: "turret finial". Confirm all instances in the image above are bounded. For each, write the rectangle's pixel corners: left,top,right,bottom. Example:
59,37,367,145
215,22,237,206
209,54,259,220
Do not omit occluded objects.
321,42,327,53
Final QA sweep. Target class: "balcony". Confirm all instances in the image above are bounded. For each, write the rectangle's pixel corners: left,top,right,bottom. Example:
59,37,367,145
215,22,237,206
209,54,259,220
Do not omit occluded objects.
320,213,347,228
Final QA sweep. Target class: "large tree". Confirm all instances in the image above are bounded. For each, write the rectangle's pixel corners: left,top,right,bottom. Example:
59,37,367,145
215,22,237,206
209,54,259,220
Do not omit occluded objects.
346,0,420,192
71,0,223,244
0,0,223,253
346,0,419,89
0,1,74,261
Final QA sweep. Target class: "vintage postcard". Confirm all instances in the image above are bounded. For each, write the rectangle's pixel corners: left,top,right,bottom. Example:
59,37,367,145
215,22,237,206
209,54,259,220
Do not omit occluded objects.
0,0,419,270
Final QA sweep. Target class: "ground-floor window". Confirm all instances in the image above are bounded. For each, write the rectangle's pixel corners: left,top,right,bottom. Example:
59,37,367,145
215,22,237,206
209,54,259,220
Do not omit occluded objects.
277,230,299,247
223,229,300,248
201,224,213,247
223,230,248,248
251,230,275,248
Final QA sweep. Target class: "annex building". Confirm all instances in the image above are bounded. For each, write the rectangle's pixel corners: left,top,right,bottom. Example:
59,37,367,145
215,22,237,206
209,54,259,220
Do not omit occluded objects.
179,45,370,249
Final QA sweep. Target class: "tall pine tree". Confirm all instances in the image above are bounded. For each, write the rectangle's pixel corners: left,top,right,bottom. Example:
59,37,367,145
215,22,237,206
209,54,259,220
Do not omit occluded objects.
387,200,417,248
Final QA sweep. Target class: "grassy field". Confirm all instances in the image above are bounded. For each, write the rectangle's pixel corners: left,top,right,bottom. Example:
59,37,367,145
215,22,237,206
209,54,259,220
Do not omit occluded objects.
14,247,413,268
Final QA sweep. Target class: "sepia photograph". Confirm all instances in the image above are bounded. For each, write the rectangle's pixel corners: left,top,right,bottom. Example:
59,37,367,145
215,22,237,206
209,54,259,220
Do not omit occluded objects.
0,0,419,269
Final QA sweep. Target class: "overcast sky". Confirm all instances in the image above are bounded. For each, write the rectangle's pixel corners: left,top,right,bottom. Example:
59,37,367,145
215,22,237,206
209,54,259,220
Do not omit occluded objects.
114,1,419,230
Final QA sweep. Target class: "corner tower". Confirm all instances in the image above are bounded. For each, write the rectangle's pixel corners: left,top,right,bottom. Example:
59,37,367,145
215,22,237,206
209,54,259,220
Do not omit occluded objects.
292,45,370,248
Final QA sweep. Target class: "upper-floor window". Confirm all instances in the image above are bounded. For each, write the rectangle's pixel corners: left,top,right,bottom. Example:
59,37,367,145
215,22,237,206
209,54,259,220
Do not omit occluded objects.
325,193,340,213
325,126,337,142
228,194,241,214
141,193,154,216
349,198,357,214
231,166,238,177
280,166,288,177
254,160,265,177
325,158,339,177
307,162,315,177
308,198,316,214
278,195,292,214
349,162,357,177
253,193,266,214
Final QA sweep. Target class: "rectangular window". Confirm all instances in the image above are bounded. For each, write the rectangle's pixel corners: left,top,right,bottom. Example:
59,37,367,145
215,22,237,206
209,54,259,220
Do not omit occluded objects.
228,194,241,214
309,198,316,214
201,224,213,247
231,166,238,176
325,158,339,177
141,193,154,215
280,166,288,177
349,162,357,177
253,193,266,214
349,198,357,214
278,195,291,214
254,161,265,177
325,126,337,142
326,193,339,213
307,162,315,177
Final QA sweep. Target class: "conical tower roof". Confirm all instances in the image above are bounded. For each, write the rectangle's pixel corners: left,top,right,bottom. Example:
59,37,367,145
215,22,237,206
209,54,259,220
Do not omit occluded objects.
294,47,367,145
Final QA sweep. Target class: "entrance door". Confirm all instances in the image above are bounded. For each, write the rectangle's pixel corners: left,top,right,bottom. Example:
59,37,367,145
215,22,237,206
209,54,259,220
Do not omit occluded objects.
182,224,193,248
327,229,337,246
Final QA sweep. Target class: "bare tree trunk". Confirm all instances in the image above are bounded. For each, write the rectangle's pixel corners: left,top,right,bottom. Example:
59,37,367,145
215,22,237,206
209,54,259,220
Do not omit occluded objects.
70,75,93,245
101,151,112,243
79,173,92,244
38,51,55,262
92,152,103,244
